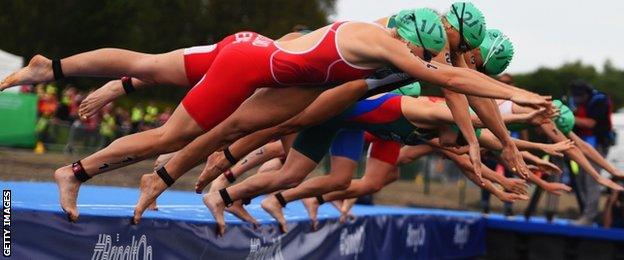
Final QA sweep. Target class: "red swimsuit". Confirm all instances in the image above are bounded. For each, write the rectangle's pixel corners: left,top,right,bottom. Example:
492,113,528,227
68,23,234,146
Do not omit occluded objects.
182,21,377,130
182,32,258,85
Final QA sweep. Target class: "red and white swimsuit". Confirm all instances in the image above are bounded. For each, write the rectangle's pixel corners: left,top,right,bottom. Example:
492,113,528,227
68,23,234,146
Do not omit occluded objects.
182,21,377,130
182,32,258,86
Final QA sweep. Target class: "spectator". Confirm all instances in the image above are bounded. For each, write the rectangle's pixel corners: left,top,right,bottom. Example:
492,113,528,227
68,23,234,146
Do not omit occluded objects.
603,176,624,228
56,85,77,121
114,106,131,136
35,84,59,145
143,102,159,129
98,103,117,148
568,79,615,226
159,107,173,126
130,103,144,133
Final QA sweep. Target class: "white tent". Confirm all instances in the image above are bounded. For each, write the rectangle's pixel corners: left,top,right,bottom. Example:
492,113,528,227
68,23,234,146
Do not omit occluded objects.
0,49,23,93
605,113,624,173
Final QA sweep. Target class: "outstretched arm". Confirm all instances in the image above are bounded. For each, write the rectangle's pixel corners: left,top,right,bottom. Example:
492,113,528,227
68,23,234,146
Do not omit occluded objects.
397,145,435,165
478,129,572,157
520,151,562,174
379,39,548,106
378,35,549,106
442,89,483,183
430,49,482,183
437,149,528,202
540,122,624,191
567,132,624,178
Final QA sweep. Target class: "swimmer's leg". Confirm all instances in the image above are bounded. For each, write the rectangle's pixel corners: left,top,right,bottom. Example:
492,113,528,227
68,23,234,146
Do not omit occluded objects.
262,156,356,231
1,49,187,90
195,80,367,191
204,149,318,235
135,86,323,227
54,105,203,222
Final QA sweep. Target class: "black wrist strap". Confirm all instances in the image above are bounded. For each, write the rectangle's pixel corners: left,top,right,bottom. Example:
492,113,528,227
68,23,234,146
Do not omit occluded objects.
223,147,238,166
72,161,91,182
242,197,252,205
52,59,65,80
224,169,236,183
219,188,234,207
316,195,325,205
121,76,135,94
155,167,175,187
275,193,287,208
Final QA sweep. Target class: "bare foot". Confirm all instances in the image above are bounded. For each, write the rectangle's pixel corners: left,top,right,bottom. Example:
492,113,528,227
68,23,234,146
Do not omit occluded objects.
132,174,168,224
153,153,177,171
225,200,259,229
261,196,288,233
0,55,53,91
78,81,119,119
203,192,227,236
330,200,343,212
137,173,160,211
195,152,229,193
339,199,357,224
54,165,82,222
148,200,158,211
302,198,320,231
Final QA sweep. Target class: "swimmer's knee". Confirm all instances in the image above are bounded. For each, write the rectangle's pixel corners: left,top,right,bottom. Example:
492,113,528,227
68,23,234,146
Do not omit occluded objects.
276,121,306,136
360,178,384,193
155,128,189,151
279,175,306,189
335,177,352,190
265,143,286,158
222,120,254,143
370,182,385,193
386,172,399,184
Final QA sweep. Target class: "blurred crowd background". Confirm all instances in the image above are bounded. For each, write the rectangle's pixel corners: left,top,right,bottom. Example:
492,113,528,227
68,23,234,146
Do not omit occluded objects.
17,83,172,153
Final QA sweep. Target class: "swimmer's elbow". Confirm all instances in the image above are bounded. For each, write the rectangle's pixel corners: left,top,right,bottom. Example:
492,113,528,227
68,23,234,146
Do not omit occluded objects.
444,72,467,92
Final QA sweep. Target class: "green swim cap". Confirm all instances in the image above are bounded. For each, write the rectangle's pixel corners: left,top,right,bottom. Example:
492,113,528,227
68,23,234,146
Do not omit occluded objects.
391,82,421,96
450,125,482,138
479,29,514,75
552,100,575,134
446,2,486,49
394,8,447,54
387,15,397,28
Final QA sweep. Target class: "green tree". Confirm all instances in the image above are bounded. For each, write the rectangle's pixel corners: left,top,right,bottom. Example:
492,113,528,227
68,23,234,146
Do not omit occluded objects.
514,60,624,109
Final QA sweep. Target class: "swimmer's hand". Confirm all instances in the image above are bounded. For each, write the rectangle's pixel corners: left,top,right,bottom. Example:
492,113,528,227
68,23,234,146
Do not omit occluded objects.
528,160,563,175
597,177,624,192
525,107,559,126
511,93,551,109
542,182,572,196
468,142,484,186
495,190,529,203
500,178,528,196
499,143,531,179
539,140,574,157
